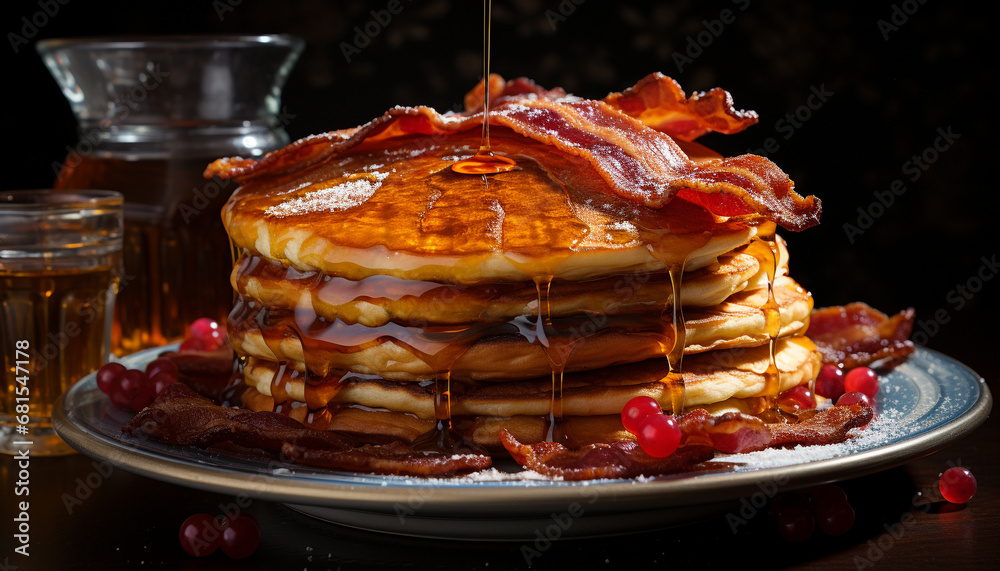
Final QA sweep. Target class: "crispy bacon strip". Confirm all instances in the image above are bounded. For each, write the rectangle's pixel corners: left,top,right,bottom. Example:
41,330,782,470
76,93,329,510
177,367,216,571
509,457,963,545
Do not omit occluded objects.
282,443,491,476
501,404,873,479
678,409,772,453
768,404,874,447
806,303,916,369
206,74,821,231
124,383,491,476
499,430,715,480
603,72,759,141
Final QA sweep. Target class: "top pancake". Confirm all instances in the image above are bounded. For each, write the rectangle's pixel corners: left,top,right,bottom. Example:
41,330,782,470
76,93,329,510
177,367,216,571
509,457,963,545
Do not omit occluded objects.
223,130,760,282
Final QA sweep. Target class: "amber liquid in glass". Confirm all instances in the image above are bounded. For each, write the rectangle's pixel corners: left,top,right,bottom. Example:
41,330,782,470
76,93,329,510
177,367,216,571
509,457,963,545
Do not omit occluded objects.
55,155,235,354
0,263,120,453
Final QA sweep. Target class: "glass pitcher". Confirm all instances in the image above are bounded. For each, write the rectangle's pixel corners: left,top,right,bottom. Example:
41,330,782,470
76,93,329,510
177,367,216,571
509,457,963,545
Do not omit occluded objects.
37,35,304,354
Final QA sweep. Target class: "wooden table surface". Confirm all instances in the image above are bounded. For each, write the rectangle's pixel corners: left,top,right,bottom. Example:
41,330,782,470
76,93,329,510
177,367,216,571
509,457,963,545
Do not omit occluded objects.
2,341,995,571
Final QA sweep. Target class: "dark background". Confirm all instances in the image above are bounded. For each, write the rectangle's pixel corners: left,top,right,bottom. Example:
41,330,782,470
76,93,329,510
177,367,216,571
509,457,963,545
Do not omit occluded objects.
2,0,996,568
3,0,994,368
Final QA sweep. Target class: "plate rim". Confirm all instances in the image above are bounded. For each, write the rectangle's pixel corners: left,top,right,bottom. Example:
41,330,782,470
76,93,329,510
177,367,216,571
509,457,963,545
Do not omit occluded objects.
53,346,993,516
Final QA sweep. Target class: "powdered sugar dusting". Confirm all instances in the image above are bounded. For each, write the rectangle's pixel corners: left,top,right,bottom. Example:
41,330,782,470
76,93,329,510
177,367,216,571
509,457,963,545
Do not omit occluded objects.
266,171,389,217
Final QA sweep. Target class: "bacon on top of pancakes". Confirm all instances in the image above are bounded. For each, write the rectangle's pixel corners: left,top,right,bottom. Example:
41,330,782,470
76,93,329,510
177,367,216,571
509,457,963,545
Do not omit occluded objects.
206,73,821,233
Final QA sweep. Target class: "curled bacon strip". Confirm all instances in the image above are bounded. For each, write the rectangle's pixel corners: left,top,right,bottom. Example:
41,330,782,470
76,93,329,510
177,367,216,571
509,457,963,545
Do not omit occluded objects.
806,303,916,369
499,430,715,480
768,404,874,447
124,383,491,476
206,74,821,231
603,72,759,141
501,404,873,479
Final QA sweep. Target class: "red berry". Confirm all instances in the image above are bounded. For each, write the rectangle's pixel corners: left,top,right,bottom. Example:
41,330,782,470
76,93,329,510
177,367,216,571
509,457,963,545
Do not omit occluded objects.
621,396,662,435
814,364,845,400
808,485,848,511
220,514,260,559
636,414,681,458
844,367,879,398
939,467,977,504
836,391,872,408
183,318,225,352
146,357,179,382
769,492,808,522
836,392,875,428
96,362,126,395
777,385,816,414
150,372,177,397
776,505,815,542
190,317,221,340
816,500,854,536
179,513,222,557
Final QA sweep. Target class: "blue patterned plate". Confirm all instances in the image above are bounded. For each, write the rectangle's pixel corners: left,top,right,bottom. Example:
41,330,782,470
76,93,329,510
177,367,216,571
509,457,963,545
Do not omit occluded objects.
53,345,991,539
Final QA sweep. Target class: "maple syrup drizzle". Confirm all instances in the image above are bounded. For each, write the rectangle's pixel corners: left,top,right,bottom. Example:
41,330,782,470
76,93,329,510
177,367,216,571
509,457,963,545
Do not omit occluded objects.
531,275,576,443
451,0,517,175
744,224,785,420
664,264,687,414
644,230,713,414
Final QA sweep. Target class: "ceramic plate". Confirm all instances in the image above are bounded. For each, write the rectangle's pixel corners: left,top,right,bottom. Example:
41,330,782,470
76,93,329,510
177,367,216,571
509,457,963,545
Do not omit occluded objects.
53,345,991,540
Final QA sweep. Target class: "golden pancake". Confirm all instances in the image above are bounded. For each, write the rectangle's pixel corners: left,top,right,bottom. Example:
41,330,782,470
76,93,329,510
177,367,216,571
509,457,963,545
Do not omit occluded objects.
232,246,785,327
242,336,819,417
229,275,811,381
222,131,759,282
239,336,820,449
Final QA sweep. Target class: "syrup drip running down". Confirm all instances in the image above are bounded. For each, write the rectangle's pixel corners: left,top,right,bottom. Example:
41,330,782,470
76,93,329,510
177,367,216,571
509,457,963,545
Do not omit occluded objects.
530,275,579,444
645,231,713,414
451,0,517,176
744,225,785,420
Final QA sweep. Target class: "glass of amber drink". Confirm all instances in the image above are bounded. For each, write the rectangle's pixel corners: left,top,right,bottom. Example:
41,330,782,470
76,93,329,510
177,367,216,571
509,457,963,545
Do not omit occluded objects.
0,190,123,455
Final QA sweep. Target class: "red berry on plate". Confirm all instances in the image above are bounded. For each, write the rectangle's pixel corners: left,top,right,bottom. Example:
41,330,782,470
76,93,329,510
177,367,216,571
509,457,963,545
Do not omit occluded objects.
220,514,260,559
939,467,977,504
776,505,815,542
836,391,872,408
146,357,179,382
149,371,177,397
621,396,662,435
636,414,681,458
844,367,879,398
179,513,222,557
814,364,845,400
190,317,221,340
777,385,816,414
816,499,854,536
183,317,225,352
96,362,126,395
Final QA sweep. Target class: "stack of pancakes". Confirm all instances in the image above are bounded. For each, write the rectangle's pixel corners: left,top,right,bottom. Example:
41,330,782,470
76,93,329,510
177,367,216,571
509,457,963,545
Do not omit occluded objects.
220,128,820,450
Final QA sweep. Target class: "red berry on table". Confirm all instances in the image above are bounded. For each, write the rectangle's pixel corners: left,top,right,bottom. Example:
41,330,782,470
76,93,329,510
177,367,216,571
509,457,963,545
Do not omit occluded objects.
777,385,816,414
179,513,222,557
808,484,849,511
769,492,808,522
844,367,879,398
939,467,977,504
816,499,855,536
145,357,179,382
96,362,126,395
776,505,815,542
636,414,681,458
621,396,662,435
220,514,261,559
814,364,846,400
